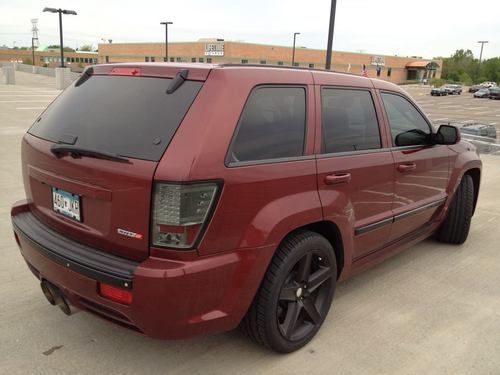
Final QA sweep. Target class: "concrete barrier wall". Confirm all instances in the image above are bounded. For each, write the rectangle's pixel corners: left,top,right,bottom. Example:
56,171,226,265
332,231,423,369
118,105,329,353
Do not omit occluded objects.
0,62,81,87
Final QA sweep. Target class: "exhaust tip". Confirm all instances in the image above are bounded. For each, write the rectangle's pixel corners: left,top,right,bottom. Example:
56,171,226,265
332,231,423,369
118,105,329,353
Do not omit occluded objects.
40,280,56,305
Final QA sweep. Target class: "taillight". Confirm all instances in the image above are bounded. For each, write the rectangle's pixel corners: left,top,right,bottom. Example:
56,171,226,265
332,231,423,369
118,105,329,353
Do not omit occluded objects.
152,182,219,249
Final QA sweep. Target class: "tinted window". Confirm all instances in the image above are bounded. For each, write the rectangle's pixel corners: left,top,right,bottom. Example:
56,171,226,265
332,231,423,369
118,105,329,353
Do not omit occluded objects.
230,87,306,163
381,92,431,146
321,88,381,153
29,76,202,161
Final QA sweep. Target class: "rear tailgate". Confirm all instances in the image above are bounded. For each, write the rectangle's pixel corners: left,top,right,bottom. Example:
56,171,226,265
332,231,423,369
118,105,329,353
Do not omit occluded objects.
22,67,205,262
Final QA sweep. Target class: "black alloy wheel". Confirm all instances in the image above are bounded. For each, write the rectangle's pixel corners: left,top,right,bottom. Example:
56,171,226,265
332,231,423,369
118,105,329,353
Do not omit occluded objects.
240,231,337,353
277,250,334,341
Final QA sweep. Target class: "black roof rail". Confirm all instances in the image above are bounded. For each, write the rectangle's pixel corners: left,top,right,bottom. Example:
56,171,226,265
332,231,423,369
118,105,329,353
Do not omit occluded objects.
218,63,365,77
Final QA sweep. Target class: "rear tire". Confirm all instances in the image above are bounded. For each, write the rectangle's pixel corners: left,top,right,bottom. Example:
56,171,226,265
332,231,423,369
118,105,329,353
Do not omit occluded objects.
437,175,474,244
240,231,337,353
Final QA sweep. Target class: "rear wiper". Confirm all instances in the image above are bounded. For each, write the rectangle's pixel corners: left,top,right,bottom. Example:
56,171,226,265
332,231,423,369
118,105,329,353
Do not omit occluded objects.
50,144,130,163
166,69,188,94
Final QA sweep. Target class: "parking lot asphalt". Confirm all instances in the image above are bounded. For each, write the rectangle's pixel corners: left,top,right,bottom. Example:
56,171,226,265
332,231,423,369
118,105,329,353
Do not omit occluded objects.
1,72,500,375
404,85,500,132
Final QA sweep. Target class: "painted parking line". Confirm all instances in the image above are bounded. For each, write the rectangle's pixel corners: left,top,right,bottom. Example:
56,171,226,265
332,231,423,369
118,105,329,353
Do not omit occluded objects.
433,118,449,121
0,94,58,97
0,100,53,103
16,107,46,110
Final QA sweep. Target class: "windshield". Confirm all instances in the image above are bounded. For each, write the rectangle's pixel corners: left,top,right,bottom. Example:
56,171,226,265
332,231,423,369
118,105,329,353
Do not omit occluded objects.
29,75,203,161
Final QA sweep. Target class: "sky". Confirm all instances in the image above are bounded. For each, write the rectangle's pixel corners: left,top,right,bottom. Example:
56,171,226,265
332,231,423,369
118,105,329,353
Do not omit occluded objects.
1,0,499,60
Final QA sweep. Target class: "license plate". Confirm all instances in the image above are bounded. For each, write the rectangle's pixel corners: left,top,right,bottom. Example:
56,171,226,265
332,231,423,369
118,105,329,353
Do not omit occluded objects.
52,187,81,221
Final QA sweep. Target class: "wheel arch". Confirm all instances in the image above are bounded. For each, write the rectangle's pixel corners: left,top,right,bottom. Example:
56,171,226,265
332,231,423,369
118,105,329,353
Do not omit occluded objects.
281,220,345,280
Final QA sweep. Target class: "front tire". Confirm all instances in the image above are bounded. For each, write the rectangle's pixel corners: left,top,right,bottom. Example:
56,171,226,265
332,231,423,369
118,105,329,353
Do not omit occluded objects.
240,231,337,353
437,175,474,244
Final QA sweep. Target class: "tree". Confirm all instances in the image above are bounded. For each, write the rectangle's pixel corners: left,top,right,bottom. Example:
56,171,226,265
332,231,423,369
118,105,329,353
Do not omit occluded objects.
47,45,76,52
79,44,93,52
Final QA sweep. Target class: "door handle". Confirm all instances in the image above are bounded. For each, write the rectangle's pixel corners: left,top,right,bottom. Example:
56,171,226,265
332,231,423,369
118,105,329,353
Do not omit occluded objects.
325,173,351,185
397,163,417,173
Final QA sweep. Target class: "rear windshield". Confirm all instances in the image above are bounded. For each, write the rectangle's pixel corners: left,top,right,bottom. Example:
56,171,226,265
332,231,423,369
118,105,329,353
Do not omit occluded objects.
29,75,203,161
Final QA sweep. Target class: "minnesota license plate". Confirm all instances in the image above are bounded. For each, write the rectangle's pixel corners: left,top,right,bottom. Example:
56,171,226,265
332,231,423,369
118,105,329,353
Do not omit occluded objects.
52,187,81,221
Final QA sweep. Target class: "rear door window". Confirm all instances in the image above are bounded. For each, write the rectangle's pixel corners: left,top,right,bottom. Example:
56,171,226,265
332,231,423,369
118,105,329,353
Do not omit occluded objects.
321,88,381,153
29,75,203,161
229,86,306,163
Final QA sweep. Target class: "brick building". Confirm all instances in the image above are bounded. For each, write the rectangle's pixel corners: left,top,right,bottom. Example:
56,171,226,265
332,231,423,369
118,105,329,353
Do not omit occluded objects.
0,48,98,71
98,40,442,84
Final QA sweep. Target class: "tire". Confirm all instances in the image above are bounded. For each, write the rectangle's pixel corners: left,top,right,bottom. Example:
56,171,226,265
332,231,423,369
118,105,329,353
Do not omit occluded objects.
437,174,474,244
240,231,337,353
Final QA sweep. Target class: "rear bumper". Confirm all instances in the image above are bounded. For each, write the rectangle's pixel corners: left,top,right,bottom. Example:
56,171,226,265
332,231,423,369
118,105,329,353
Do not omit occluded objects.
11,200,274,339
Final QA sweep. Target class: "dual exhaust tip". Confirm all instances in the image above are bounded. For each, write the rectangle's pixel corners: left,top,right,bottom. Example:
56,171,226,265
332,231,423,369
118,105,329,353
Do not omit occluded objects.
40,280,72,315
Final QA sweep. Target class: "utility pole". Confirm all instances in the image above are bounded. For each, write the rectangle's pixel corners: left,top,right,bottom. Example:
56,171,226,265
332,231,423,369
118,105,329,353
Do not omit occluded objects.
325,0,338,70
477,40,488,77
292,32,300,66
31,19,39,66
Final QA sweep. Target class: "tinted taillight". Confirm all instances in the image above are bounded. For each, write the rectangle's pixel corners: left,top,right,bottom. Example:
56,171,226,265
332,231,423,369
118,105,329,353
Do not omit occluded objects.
152,182,219,249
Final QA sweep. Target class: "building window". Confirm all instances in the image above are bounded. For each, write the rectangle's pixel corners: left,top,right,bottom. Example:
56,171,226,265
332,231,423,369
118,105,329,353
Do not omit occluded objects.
241,59,248,64
260,60,266,64
85,58,89,63
170,57,175,62
387,67,392,77
105,56,109,63
151,56,155,62
207,58,212,63
433,71,436,78
176,57,182,62
71,57,75,63
145,56,149,62
199,57,204,63
293,62,299,67
309,63,314,68
192,57,196,63
277,61,284,66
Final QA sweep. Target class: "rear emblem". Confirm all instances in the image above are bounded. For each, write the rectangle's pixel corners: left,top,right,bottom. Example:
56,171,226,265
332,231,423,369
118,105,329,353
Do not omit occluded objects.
117,228,143,240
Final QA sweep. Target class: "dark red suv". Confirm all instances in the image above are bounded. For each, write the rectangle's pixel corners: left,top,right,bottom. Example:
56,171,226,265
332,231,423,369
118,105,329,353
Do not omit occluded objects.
11,63,482,352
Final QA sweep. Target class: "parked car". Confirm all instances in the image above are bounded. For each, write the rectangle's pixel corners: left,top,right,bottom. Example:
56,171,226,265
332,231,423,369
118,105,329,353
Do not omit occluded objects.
473,88,490,98
431,86,448,96
469,85,483,93
11,63,482,353
460,123,497,138
480,81,497,88
444,84,462,95
489,87,500,99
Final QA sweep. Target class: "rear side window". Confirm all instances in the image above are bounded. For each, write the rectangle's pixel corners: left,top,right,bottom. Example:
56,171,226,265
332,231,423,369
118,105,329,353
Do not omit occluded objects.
229,86,306,163
381,92,431,146
29,75,203,161
321,88,381,153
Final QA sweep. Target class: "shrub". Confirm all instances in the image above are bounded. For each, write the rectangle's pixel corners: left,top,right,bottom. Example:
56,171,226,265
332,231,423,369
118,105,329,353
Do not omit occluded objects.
430,78,446,87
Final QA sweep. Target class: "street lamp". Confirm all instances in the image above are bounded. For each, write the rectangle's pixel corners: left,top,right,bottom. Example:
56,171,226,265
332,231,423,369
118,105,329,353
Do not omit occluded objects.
477,40,488,77
325,0,338,70
160,21,173,62
43,7,77,68
292,32,300,67
31,37,38,66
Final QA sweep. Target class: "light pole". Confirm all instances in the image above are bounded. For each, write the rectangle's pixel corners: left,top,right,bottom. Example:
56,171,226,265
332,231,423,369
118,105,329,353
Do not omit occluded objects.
292,32,300,66
43,7,77,68
31,37,38,66
160,21,173,62
325,0,338,70
477,40,488,77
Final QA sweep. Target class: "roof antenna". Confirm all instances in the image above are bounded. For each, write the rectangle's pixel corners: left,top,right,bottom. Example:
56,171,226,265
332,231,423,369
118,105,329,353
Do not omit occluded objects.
166,69,188,94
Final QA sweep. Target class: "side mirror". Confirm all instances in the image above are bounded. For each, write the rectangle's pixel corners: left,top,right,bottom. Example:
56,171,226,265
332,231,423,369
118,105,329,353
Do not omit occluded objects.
395,129,430,147
434,124,460,145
